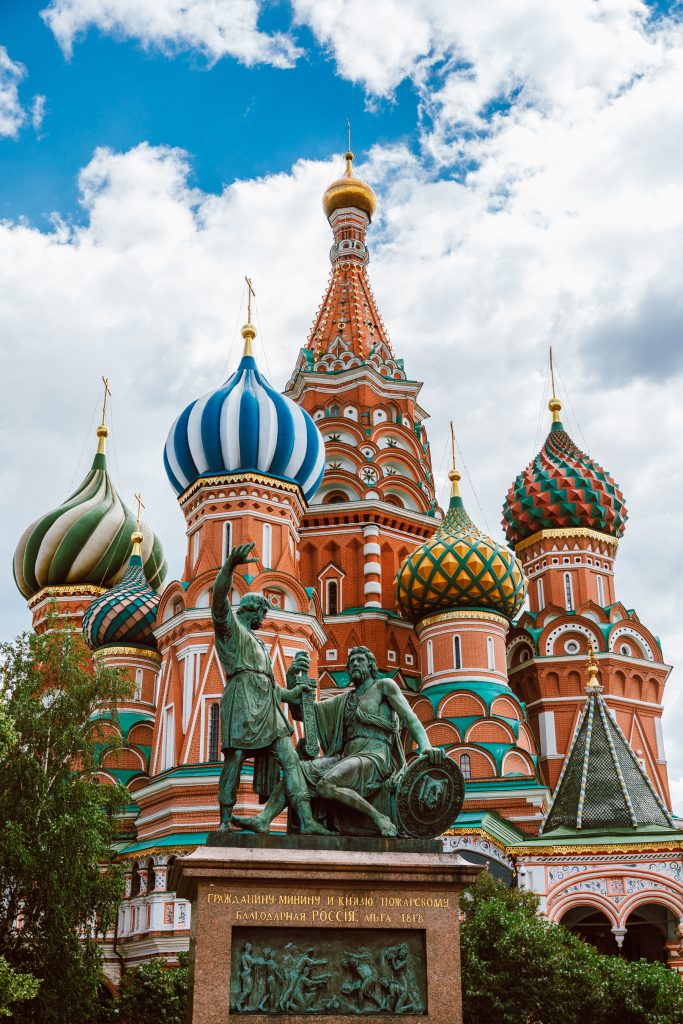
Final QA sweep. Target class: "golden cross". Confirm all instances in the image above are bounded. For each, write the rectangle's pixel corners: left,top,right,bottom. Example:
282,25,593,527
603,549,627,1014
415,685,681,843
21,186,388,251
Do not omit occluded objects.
134,492,145,531
549,347,557,400
346,118,351,153
245,276,255,323
101,376,111,424
450,420,456,471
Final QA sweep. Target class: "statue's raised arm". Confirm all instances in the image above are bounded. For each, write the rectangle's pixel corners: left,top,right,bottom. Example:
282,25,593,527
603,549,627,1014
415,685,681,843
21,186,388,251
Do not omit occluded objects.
212,542,256,629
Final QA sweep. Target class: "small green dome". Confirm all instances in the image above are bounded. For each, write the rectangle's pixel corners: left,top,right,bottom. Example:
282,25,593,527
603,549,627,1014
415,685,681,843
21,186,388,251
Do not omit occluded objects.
14,429,167,599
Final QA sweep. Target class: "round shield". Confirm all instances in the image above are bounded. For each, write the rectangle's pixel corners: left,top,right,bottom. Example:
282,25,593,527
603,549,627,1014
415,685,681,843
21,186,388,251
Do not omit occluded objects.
394,755,465,838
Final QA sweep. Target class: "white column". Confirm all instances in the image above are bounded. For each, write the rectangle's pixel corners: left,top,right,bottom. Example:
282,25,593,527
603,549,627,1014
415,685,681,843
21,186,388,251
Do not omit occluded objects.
363,525,381,608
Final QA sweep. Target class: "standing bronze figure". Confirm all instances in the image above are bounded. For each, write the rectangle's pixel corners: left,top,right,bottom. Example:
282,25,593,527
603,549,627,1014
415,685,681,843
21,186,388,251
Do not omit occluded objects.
212,542,326,834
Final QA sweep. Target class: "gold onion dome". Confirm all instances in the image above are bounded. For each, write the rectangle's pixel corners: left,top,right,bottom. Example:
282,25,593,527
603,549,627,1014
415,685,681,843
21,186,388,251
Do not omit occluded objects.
322,151,376,221
394,466,526,625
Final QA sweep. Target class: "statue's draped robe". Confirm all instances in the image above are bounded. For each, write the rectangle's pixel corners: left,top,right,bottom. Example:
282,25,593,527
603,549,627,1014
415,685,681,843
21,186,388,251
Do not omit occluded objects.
213,603,292,798
304,685,405,794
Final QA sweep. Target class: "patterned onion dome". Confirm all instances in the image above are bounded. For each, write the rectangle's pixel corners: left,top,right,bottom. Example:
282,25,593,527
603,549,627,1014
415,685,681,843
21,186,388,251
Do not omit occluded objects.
502,398,628,547
164,325,325,501
13,426,167,600
83,534,160,651
395,470,526,624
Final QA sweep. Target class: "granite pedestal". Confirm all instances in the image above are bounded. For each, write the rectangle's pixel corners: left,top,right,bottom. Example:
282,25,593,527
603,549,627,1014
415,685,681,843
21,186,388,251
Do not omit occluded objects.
173,834,480,1024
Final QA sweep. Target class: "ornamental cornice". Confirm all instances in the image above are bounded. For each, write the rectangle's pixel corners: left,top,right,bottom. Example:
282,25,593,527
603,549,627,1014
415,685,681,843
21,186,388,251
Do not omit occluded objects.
444,826,510,856
417,609,510,631
178,472,303,507
94,646,162,665
28,584,106,608
515,527,619,555
509,841,683,856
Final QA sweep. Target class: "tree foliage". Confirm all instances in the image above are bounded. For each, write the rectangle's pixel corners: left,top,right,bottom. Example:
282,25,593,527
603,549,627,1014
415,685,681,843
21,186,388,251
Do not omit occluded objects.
0,955,40,1017
461,872,683,1024
116,954,190,1024
0,625,131,1024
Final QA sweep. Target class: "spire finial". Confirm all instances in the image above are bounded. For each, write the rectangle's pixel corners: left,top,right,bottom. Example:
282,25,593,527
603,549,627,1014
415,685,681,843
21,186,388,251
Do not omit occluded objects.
345,119,353,176
242,276,257,357
586,643,602,693
97,376,111,454
131,492,145,556
448,421,461,499
548,347,562,424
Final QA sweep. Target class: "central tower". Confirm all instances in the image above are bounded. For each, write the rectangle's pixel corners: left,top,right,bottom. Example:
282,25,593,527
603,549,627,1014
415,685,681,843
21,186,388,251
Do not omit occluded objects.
285,148,438,691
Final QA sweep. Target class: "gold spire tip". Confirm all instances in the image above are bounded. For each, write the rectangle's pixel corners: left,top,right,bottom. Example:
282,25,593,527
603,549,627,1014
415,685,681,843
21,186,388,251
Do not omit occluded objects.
585,644,602,693
549,396,562,423
132,492,145,555
241,322,256,357
97,375,111,453
449,421,461,498
242,276,257,356
548,347,561,422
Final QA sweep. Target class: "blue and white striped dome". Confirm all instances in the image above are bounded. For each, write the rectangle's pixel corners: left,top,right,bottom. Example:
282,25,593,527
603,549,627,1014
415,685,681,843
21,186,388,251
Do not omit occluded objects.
164,339,325,502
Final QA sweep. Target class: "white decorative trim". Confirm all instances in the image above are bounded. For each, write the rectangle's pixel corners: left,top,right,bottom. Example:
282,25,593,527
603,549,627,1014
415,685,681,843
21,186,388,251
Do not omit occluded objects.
608,625,654,662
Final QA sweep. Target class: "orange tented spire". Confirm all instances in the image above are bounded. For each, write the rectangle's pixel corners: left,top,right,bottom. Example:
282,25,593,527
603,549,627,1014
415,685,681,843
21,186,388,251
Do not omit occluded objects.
295,149,404,380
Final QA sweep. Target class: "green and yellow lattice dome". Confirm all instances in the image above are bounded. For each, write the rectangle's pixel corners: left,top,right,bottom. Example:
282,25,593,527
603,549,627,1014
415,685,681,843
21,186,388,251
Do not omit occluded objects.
395,470,526,624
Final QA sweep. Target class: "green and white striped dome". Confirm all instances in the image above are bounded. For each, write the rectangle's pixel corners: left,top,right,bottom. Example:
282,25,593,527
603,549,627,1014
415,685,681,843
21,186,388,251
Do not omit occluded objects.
13,426,167,600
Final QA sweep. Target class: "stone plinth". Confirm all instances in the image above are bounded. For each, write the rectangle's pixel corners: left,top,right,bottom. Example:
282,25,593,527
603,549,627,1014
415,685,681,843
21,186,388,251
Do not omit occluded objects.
173,835,480,1023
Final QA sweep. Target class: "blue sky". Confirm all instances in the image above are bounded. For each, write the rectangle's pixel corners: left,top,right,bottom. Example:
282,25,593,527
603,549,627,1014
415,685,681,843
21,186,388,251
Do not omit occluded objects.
2,0,683,808
0,0,419,225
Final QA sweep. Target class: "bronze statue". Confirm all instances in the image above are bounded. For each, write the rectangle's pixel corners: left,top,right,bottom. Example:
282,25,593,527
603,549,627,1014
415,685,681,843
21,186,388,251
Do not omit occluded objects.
232,643,446,837
212,542,327,835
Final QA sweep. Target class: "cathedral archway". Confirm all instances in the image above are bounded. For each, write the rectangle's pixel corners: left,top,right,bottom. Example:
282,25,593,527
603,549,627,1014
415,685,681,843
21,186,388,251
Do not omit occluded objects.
621,903,676,963
559,905,617,955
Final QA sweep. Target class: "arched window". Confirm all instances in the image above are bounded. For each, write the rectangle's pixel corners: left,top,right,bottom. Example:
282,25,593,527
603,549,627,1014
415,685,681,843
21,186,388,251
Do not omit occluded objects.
326,579,339,616
537,578,545,608
487,636,495,671
131,863,141,897
459,754,471,780
146,858,155,893
262,523,272,569
329,404,341,417
596,574,605,605
172,599,184,618
453,636,462,670
427,639,434,675
193,530,200,565
564,572,574,612
208,703,220,762
134,668,143,702
165,857,176,892
324,491,349,505
222,521,232,562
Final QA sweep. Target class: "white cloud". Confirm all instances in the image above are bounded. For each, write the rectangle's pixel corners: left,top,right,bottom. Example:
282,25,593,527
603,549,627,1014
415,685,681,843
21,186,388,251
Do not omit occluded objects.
41,0,302,66
0,46,27,138
31,94,46,134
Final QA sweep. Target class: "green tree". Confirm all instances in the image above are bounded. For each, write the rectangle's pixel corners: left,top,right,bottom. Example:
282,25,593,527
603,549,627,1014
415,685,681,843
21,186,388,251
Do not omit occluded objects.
461,872,683,1024
0,625,130,1024
116,954,190,1024
0,955,40,1017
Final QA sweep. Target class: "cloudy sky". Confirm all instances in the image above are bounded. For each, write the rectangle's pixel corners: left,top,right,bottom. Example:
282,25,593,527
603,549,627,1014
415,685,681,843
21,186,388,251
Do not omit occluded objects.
1,0,683,806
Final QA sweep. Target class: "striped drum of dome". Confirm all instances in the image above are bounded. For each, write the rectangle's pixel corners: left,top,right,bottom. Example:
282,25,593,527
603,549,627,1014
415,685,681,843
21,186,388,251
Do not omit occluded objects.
83,550,160,651
13,440,167,599
502,417,628,547
163,345,325,502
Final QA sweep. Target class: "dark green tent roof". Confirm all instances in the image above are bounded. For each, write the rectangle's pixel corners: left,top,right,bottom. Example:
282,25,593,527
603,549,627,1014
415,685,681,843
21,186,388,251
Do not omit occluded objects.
541,686,674,833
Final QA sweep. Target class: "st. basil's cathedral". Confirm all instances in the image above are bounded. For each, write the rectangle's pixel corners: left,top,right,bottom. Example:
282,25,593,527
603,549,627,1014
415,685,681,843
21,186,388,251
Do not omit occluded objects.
12,147,683,979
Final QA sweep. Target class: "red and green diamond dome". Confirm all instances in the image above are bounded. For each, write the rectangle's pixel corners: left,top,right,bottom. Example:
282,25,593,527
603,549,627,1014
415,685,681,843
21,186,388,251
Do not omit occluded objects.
503,399,628,547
